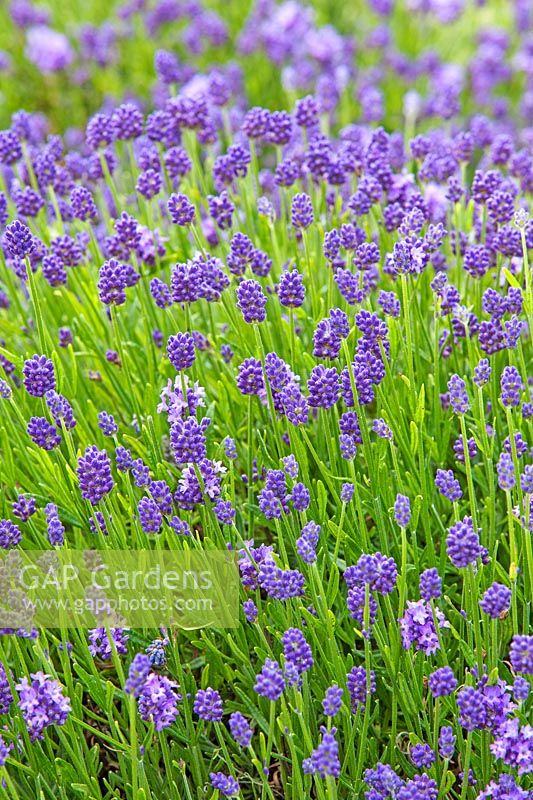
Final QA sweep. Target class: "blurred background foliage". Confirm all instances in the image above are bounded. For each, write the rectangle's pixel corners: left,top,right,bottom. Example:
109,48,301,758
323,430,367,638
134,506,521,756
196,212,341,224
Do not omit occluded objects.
0,0,520,133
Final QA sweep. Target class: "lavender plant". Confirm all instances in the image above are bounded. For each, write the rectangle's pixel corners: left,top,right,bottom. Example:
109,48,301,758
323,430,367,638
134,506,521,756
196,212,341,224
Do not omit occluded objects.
0,0,532,798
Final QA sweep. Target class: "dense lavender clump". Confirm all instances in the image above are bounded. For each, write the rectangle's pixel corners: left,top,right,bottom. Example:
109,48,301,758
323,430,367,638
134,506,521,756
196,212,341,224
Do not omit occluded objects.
1,4,533,796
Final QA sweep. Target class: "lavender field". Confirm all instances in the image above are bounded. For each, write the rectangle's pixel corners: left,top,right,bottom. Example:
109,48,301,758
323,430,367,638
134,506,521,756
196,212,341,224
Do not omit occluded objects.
0,0,532,798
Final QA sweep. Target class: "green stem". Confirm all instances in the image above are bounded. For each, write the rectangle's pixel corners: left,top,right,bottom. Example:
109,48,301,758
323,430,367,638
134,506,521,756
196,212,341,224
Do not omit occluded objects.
26,256,47,353
247,395,255,541
460,731,473,800
467,565,483,676
129,695,139,798
460,414,478,535
400,274,415,397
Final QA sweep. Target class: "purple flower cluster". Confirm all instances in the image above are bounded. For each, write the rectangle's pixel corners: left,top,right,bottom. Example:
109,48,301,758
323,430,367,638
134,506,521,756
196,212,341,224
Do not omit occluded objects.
0,519,22,549
0,664,13,714
209,773,239,797
236,279,267,323
399,600,448,655
88,627,128,661
138,673,179,730
77,445,114,505
124,653,179,730
98,258,138,305
23,355,55,397
258,559,305,601
419,568,441,601
446,516,483,568
428,667,457,698
295,521,320,564
229,711,253,747
167,332,196,371
45,502,64,546
322,685,343,717
194,687,223,721
27,416,61,450
282,627,314,679
125,654,151,696
344,553,398,595
347,666,376,711
447,374,469,414
435,469,462,502
3,9,533,795
410,743,435,769
510,636,533,674
12,495,36,522
254,659,284,701
480,583,512,619
303,726,340,778
16,672,71,740
500,366,523,407
394,494,411,527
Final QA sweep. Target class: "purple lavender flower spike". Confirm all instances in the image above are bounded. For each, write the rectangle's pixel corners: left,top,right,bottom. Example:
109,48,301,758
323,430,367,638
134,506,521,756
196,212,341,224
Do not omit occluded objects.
236,279,267,323
167,333,195,371
168,193,195,226
0,519,22,549
193,687,223,721
138,497,162,534
428,667,457,697
242,599,257,623
45,503,64,546
446,516,482,568
400,600,448,654
23,355,55,397
16,672,71,740
410,744,435,769
254,659,284,701
291,193,314,229
88,628,128,661
509,635,533,674
418,566,441,601
394,494,411,527
347,666,375,710
438,726,455,759
447,374,469,414
229,711,253,747
77,445,114,505
209,773,239,797
322,685,343,717
27,417,61,450
12,495,36,522
479,582,511,618
435,469,462,502
3,219,35,259
278,270,305,308
500,366,523,407
303,726,340,778
138,673,179,730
